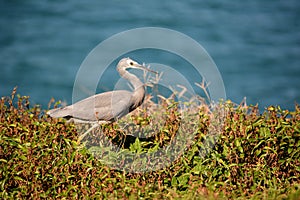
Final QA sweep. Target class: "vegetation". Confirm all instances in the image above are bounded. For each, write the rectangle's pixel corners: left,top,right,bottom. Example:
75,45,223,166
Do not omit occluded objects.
1,88,299,199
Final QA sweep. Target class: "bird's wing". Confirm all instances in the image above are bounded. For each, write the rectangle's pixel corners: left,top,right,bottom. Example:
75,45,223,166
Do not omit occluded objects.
47,90,132,122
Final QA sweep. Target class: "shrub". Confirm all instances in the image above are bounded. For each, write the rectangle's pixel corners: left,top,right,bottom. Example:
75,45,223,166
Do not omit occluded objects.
0,89,299,199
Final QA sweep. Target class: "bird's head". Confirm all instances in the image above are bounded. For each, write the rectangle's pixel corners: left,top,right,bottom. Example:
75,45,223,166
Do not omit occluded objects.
117,58,157,74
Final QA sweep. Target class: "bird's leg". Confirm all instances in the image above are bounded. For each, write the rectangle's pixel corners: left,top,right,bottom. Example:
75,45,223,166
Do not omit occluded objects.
77,122,99,143
116,129,126,151
77,120,108,143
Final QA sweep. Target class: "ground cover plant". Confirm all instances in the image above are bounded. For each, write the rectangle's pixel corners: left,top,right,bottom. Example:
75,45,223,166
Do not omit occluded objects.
0,88,299,199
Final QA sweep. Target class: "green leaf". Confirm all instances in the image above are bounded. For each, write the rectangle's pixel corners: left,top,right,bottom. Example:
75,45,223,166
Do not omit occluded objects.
171,176,177,186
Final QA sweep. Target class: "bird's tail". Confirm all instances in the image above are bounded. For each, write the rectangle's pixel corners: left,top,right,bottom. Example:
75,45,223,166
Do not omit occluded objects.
47,107,70,118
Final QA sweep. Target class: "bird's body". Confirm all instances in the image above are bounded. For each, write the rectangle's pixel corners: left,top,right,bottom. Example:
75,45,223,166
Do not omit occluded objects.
47,58,155,124
48,90,142,123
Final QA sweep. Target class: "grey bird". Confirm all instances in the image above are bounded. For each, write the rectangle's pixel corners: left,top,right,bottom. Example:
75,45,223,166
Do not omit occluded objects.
47,58,156,141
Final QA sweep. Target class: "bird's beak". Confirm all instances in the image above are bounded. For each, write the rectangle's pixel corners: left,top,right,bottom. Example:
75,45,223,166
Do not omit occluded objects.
137,63,158,74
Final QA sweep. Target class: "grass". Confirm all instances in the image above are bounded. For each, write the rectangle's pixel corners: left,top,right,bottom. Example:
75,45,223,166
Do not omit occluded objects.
0,87,299,199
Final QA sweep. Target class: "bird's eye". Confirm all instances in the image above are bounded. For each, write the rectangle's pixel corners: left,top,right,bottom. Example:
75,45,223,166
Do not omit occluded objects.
129,62,133,65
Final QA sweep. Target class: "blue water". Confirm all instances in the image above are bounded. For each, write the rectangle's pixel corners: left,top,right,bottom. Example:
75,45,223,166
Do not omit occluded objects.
1,0,299,110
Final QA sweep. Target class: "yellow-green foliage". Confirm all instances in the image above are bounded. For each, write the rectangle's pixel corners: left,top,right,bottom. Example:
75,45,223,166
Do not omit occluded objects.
0,90,299,199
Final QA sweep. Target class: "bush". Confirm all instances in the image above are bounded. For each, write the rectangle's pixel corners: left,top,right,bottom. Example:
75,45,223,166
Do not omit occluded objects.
0,89,299,199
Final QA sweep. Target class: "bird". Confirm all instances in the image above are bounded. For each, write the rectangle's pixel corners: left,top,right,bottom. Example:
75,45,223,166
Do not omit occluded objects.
47,58,157,141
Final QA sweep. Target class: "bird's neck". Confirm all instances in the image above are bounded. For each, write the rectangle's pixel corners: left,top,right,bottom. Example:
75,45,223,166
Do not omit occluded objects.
120,69,144,90
119,69,145,109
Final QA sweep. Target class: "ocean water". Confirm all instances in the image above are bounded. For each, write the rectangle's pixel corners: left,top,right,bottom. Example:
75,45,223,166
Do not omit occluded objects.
0,0,299,110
